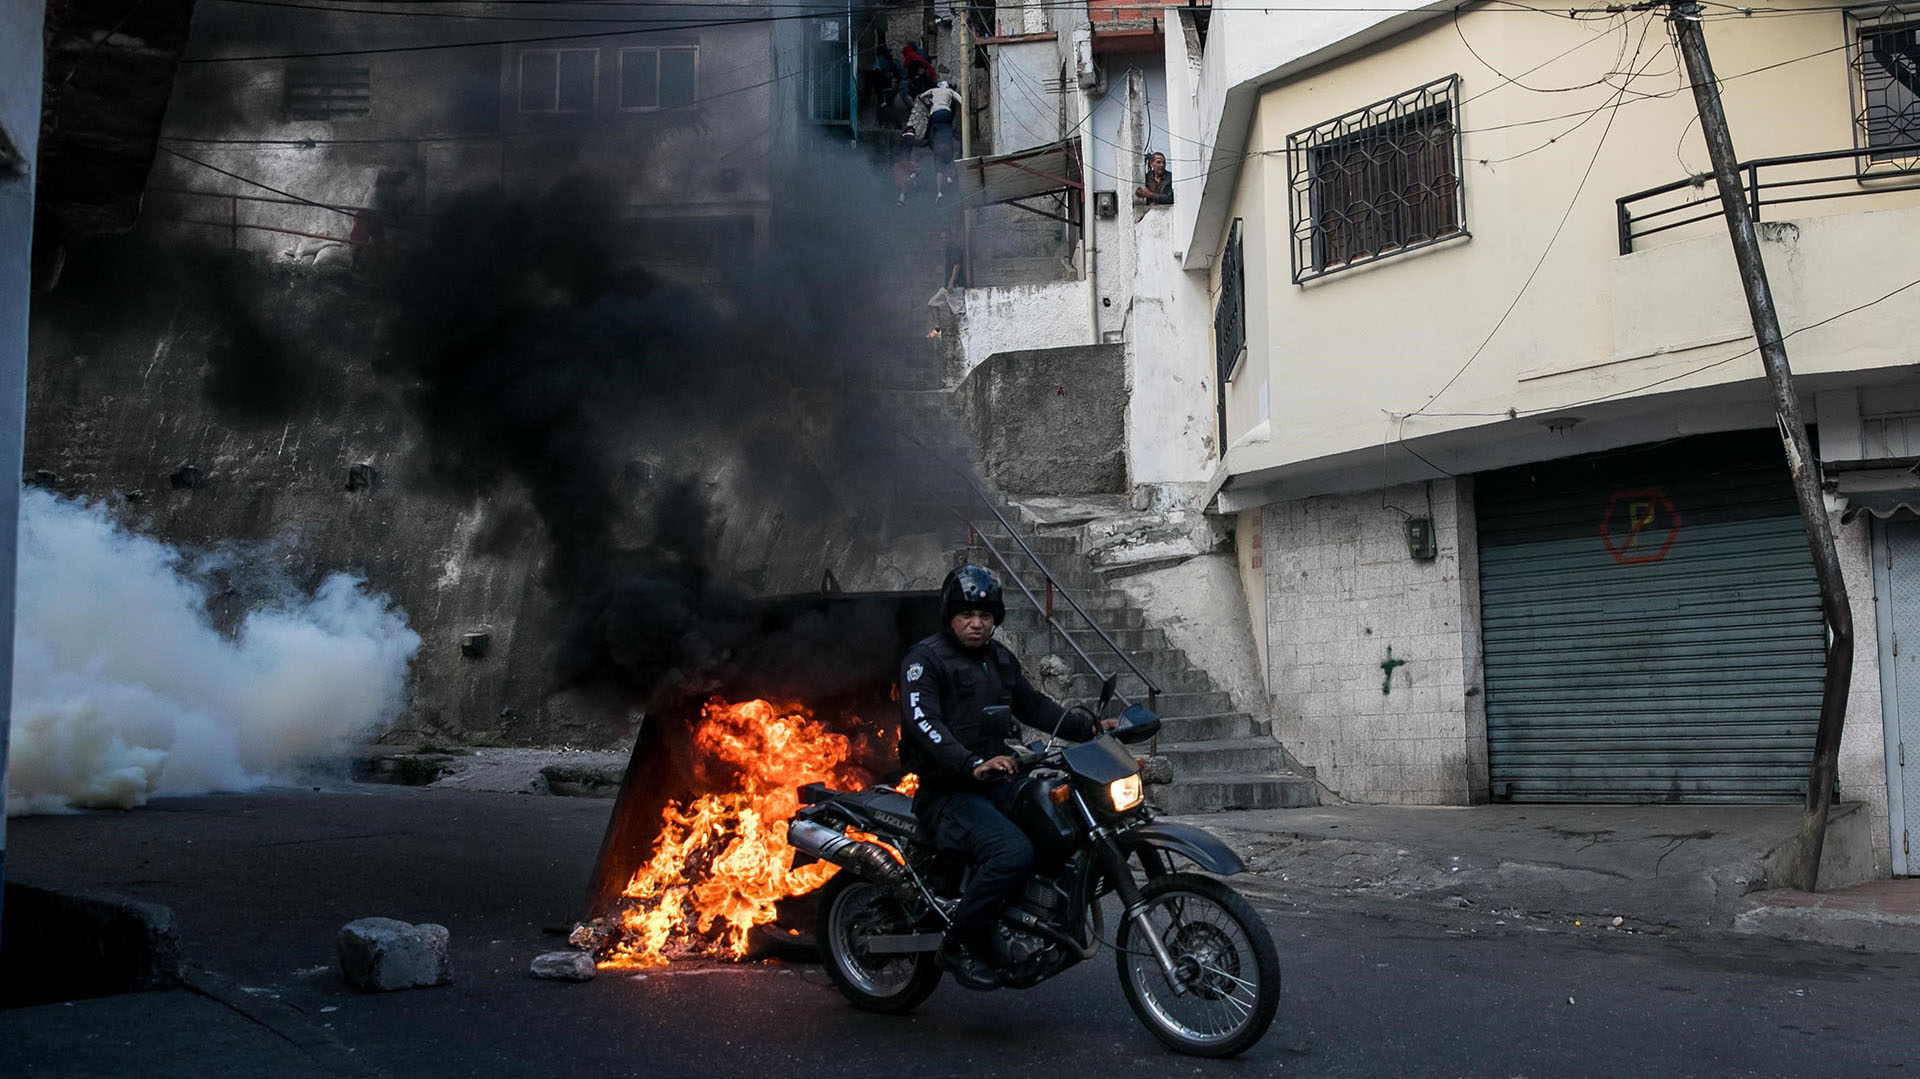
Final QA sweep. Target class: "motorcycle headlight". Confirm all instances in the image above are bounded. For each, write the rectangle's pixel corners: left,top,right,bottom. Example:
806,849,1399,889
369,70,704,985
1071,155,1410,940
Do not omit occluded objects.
1109,773,1143,813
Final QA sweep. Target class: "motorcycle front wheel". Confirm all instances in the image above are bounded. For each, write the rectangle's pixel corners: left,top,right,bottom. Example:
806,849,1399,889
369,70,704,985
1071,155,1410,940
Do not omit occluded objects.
1114,872,1280,1058
816,872,942,1014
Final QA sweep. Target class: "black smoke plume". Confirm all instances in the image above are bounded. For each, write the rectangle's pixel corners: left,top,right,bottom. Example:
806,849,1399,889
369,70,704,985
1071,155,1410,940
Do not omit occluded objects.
361,166,958,714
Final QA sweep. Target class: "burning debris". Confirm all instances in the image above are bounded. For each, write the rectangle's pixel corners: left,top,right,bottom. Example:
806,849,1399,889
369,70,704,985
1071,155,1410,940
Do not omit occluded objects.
593,697,898,967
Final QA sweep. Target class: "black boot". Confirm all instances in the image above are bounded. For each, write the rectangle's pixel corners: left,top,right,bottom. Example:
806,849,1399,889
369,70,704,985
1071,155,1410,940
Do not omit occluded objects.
935,933,999,991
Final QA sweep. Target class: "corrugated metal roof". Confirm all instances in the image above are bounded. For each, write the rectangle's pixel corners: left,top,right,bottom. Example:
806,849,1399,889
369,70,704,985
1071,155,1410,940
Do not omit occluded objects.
955,137,1083,205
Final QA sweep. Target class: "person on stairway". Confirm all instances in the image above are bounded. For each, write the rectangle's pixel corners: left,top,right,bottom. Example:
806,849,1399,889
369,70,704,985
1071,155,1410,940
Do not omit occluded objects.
917,80,963,201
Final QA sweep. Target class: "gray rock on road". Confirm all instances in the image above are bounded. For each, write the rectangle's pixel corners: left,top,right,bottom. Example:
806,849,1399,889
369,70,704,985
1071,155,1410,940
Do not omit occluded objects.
530,951,598,981
337,917,453,992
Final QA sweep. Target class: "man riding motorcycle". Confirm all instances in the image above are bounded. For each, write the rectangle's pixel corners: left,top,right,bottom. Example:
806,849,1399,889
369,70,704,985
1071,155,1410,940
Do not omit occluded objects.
898,564,1116,990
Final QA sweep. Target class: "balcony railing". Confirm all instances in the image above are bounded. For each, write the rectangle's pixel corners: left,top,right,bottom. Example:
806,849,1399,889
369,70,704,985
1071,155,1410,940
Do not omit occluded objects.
1616,144,1920,255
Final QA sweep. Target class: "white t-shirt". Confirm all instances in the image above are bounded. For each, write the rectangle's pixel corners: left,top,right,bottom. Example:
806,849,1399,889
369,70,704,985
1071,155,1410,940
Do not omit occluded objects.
920,86,961,115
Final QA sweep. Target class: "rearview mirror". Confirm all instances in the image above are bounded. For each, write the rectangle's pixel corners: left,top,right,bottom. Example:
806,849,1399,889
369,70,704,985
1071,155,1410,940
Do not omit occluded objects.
1112,703,1161,745
1096,674,1119,714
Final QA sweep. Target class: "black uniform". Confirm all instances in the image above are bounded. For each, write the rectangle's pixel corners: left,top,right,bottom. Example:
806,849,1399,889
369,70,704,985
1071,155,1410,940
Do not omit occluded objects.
898,629,1099,944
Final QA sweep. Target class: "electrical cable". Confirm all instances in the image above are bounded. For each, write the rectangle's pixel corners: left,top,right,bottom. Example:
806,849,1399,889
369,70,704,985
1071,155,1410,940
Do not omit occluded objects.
1455,6,1634,96
1527,272,1920,415
183,0,1624,64
208,0,1602,13
169,52,810,151
158,145,364,216
184,8,843,62
1451,35,1854,138
211,0,816,21
1405,268,1920,422
1404,10,1660,420
1470,9,1673,165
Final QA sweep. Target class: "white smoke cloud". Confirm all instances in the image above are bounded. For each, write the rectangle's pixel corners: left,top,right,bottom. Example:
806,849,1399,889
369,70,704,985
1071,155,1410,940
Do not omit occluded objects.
6,489,422,815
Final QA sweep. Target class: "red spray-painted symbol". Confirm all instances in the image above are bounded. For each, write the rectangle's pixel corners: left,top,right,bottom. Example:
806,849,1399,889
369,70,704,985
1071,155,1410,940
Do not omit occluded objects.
1600,487,1682,565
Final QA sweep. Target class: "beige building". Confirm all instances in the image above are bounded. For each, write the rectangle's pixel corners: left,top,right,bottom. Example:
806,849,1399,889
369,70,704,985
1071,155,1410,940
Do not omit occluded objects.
1145,1,1920,872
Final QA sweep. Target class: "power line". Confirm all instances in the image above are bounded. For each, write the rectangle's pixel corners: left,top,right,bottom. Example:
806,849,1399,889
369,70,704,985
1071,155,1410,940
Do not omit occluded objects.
1408,269,1920,423
1455,7,1634,96
211,0,801,21
207,0,1604,12
1534,273,1920,415
159,60,808,151
183,0,1624,64
159,146,367,216
1469,10,1676,165
1454,35,1853,138
183,8,833,62
1405,11,1663,420
211,0,820,21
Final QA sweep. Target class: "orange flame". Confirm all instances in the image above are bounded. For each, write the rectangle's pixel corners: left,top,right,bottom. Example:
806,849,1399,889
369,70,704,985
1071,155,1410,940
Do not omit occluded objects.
844,828,906,865
602,698,872,967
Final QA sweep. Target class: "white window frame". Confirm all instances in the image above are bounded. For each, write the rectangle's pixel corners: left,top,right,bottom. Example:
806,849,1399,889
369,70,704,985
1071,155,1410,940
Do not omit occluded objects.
518,48,600,114
618,46,700,111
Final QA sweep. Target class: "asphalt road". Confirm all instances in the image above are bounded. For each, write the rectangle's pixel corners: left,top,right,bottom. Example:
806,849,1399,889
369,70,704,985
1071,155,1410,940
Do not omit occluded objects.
5,786,1918,1078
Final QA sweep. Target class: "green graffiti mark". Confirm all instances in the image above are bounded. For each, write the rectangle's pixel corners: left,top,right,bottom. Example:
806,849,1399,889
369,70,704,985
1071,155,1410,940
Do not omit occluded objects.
1381,647,1407,695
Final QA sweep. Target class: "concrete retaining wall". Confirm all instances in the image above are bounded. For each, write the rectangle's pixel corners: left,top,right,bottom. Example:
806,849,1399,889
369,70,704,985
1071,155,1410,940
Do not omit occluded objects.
958,343,1125,495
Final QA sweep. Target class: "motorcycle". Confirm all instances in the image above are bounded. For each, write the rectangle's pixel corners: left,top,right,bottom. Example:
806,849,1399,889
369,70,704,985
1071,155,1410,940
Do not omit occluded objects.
786,685,1280,1058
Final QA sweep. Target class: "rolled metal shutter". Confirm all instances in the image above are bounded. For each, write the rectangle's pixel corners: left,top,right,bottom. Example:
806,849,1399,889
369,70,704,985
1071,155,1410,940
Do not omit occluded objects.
1477,431,1825,803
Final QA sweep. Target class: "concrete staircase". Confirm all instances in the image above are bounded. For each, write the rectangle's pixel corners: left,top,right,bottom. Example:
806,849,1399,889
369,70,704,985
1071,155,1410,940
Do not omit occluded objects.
966,514,1317,814
856,155,1314,815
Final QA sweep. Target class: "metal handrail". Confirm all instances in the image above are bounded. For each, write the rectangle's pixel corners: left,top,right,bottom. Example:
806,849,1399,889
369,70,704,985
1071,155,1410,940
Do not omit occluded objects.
961,519,1154,712
1616,142,1920,254
886,425,1162,712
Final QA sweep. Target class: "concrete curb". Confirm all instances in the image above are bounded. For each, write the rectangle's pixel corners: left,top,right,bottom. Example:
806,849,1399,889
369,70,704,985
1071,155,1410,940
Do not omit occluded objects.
0,880,183,1007
1733,902,1920,954
182,965,386,1078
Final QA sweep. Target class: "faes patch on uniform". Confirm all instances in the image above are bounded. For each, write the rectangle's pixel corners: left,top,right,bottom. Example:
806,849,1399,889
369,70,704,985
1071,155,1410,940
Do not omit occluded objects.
906,663,924,681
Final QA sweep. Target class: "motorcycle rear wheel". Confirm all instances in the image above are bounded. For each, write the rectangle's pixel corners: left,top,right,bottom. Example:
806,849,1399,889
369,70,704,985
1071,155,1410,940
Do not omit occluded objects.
1114,872,1280,1058
817,872,942,1014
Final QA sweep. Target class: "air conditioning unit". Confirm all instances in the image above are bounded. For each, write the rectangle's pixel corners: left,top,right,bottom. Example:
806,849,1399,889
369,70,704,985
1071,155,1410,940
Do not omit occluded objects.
1094,191,1118,217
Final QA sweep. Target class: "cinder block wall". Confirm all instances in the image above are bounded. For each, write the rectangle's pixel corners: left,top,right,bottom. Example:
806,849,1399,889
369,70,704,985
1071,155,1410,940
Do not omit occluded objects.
1086,0,1163,26
1262,478,1486,804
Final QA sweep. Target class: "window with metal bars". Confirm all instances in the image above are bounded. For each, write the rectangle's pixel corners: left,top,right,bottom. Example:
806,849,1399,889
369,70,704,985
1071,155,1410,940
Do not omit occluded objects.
283,65,370,122
1287,75,1466,283
1850,7,1920,170
1214,220,1245,451
807,24,852,125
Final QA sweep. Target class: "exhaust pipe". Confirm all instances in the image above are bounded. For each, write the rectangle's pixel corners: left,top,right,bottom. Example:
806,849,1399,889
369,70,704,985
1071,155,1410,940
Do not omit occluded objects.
789,819,916,900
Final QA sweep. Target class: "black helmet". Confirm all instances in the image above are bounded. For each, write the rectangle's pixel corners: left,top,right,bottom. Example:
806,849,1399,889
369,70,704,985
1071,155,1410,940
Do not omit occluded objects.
941,564,1005,624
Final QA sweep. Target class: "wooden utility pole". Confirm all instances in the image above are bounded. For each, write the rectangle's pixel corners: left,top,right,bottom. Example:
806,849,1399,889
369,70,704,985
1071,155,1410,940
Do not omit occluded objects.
959,3,974,161
1667,1,1854,891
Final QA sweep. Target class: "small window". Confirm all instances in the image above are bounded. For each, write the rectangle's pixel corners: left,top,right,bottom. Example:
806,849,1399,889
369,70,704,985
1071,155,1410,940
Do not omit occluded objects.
284,65,370,121
1214,220,1245,384
1286,75,1466,283
620,47,698,110
1214,220,1245,452
1850,8,1920,170
520,48,598,113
